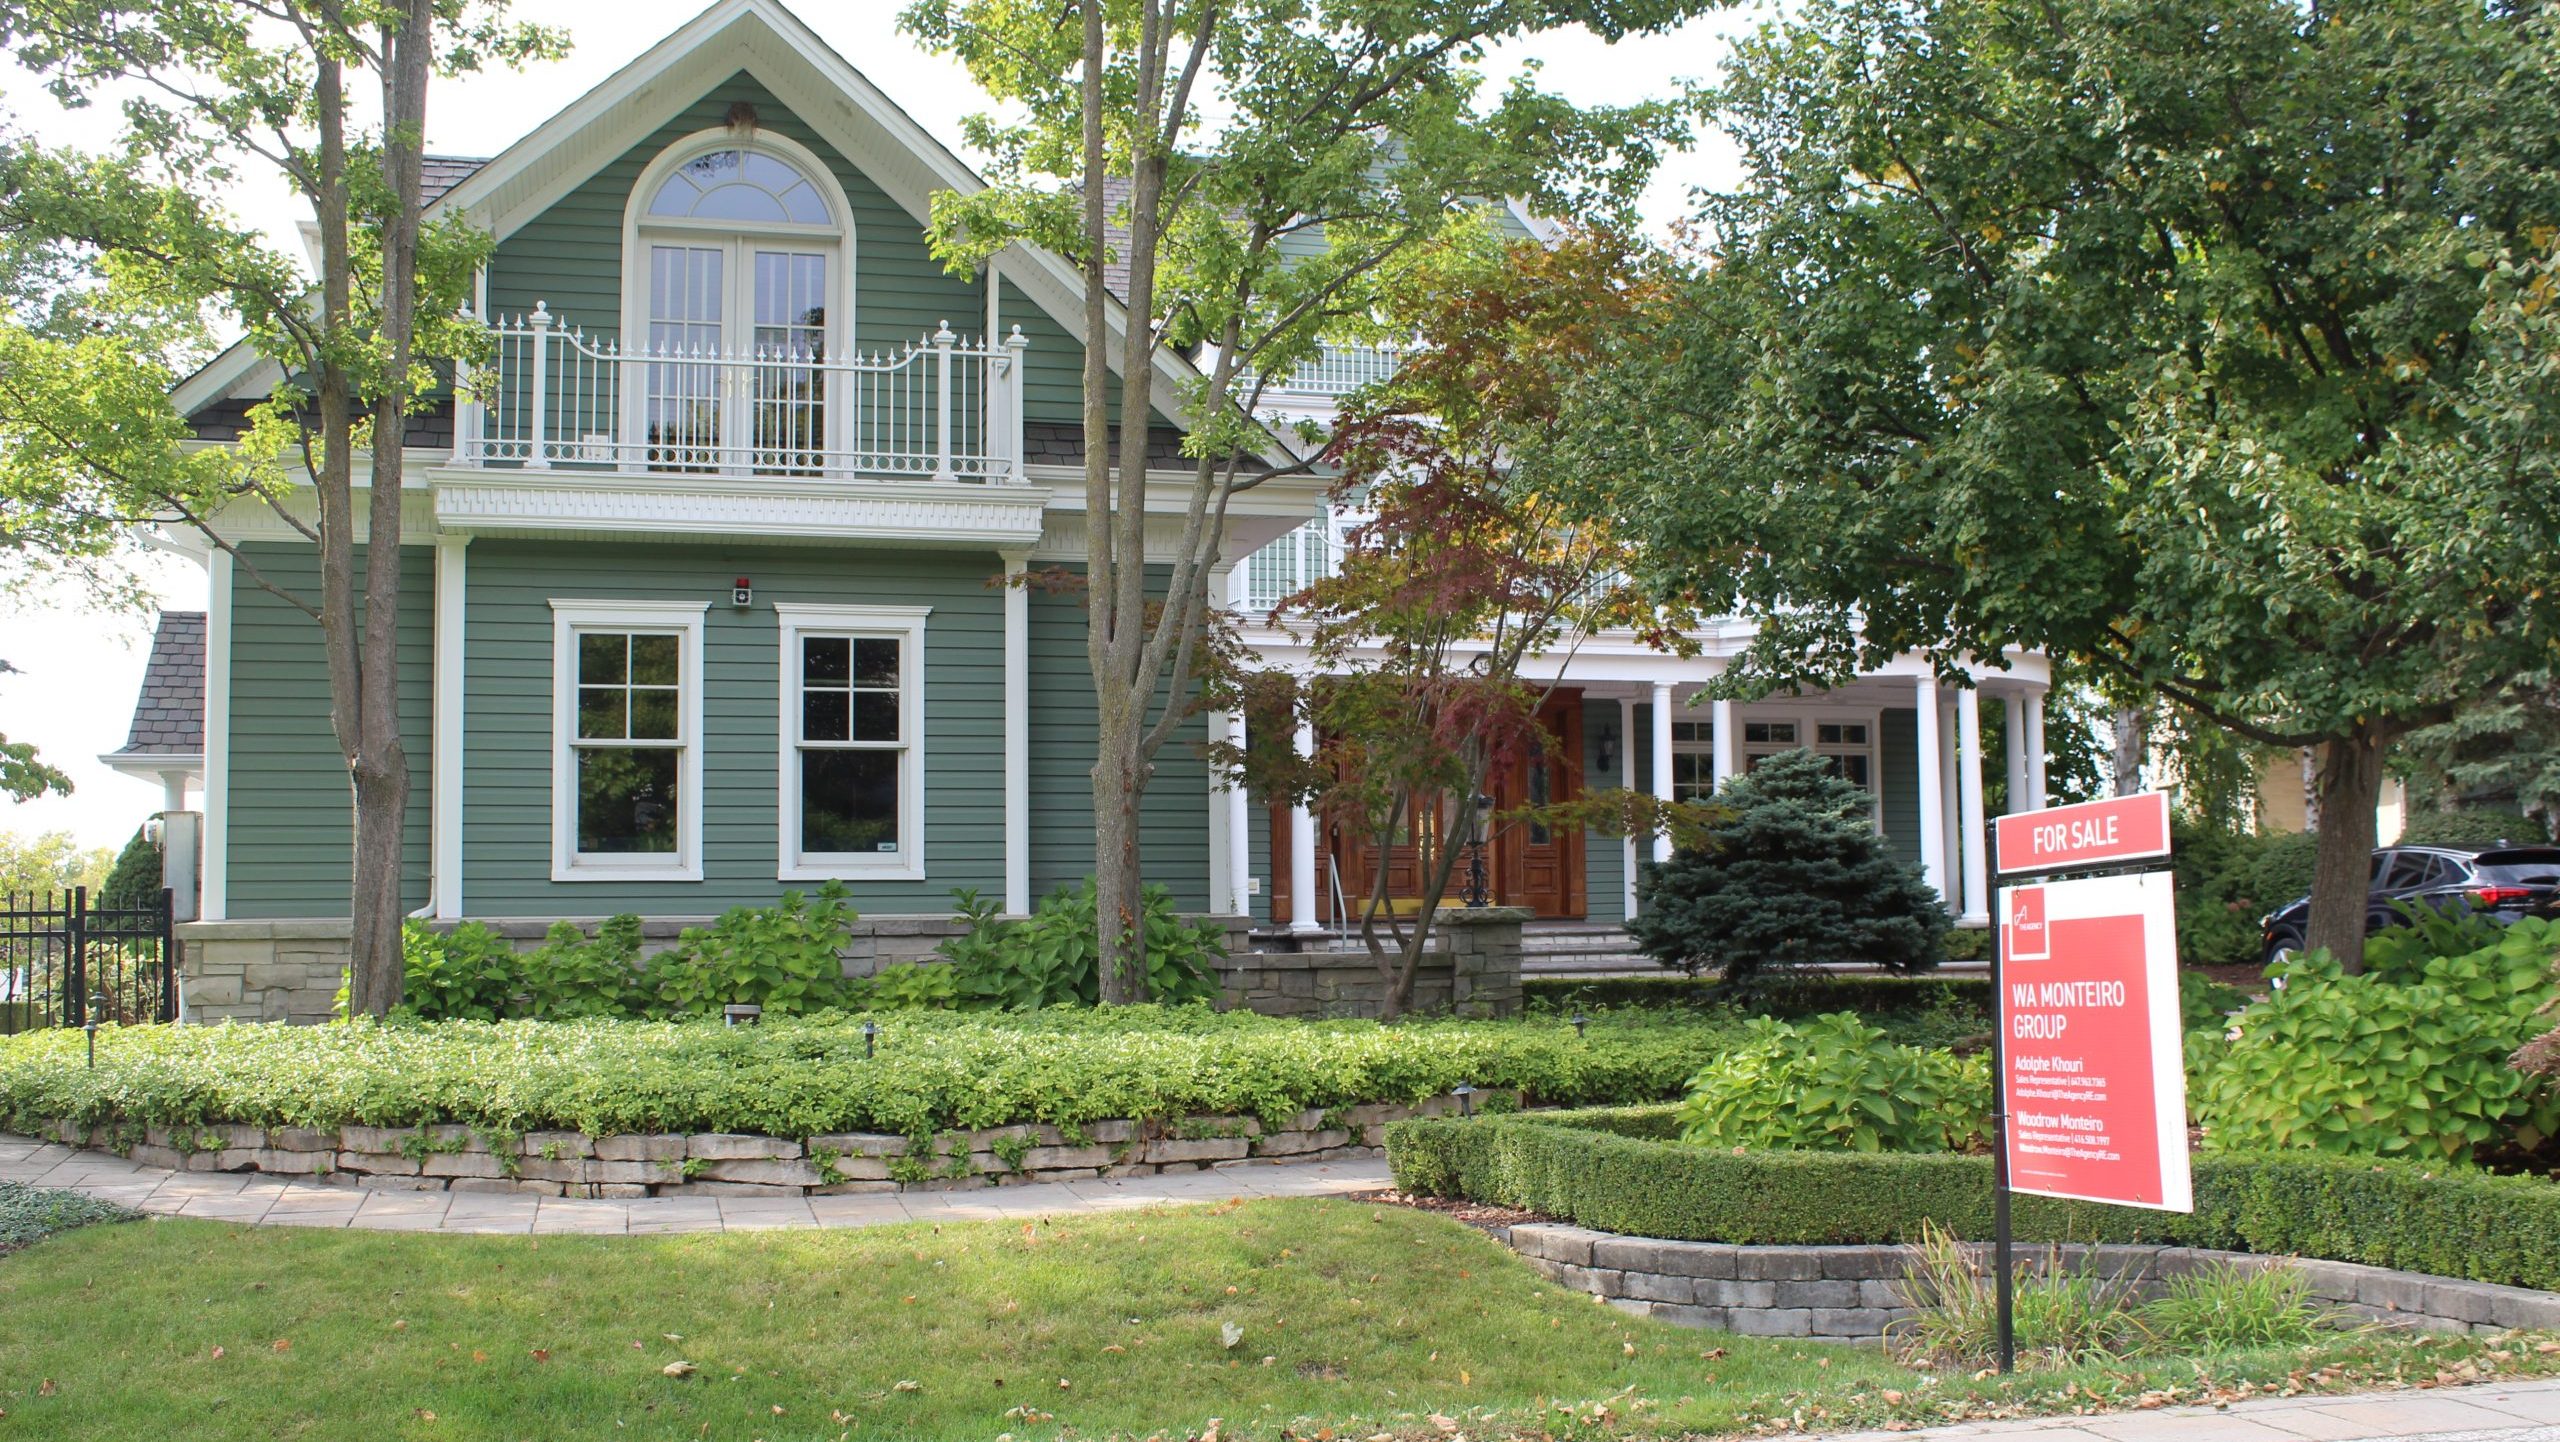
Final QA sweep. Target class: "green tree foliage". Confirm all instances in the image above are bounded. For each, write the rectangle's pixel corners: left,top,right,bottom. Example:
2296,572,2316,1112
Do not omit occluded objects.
898,0,1707,999
97,827,161,909
0,830,112,899
1568,0,2560,973
1629,749,1950,980
0,2,563,1015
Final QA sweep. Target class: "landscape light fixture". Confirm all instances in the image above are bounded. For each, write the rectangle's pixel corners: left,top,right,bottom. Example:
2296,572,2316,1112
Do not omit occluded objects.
1571,1013,1588,1040
723,1002,763,1027
863,1019,880,1058
1453,1083,1477,1119
84,992,106,1067
1464,793,1495,908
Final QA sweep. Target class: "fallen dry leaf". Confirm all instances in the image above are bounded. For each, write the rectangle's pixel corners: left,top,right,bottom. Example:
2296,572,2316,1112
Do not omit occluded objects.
530,1349,551,1363
662,1360,698,1379
272,1339,291,1353
37,1380,56,1398
210,1346,226,1361
892,1379,921,1393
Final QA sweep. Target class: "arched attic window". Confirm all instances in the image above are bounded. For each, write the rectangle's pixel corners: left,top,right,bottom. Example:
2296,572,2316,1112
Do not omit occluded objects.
620,132,854,474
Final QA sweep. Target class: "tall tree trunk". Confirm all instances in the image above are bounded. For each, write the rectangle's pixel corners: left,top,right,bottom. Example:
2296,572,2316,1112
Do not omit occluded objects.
346,1,434,1016
2300,748,2321,831
1090,715,1150,1003
2304,731,2385,974
2111,705,2147,796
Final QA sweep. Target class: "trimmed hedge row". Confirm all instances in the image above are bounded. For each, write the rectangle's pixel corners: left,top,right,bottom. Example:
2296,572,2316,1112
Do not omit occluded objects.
1384,1110,2560,1293
1523,975,1991,1016
0,1009,1725,1141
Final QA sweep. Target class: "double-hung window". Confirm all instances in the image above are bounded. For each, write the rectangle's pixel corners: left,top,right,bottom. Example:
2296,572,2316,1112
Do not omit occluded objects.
776,604,928,881
1667,719,1716,802
551,600,706,881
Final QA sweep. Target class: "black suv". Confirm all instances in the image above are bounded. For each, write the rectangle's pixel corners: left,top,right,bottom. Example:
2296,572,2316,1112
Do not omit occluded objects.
2259,843,2560,966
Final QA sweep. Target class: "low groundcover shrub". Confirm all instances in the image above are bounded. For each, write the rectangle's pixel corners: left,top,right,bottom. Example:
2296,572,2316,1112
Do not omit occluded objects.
1384,1109,2560,1292
0,1010,1727,1143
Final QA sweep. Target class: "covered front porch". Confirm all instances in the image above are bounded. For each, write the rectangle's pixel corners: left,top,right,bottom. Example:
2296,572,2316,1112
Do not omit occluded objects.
1204,646,2053,933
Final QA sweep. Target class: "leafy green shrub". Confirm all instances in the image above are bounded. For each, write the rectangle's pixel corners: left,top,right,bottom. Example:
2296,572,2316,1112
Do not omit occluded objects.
1629,750,1948,980
855,962,959,1010
0,1181,137,1256
518,915,649,1020
1383,1108,2560,1290
935,879,1223,1010
648,881,861,1016
2195,943,2560,1163
1676,1012,1988,1153
97,828,162,910
2363,901,2517,978
2396,807,2547,850
0,1008,1725,1143
2172,823,2320,966
2138,1262,2333,1352
401,921,524,1022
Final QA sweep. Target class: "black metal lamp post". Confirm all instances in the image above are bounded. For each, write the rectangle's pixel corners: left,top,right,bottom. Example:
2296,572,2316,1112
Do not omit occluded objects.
863,1019,880,1058
1570,1012,1588,1040
1463,792,1494,907
1453,1083,1477,1118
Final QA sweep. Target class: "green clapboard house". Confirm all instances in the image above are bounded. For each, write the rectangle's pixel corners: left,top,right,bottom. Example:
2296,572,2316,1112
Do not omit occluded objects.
157,0,1334,1011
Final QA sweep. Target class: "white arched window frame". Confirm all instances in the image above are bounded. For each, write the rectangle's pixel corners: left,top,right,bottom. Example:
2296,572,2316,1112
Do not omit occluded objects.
618,129,857,474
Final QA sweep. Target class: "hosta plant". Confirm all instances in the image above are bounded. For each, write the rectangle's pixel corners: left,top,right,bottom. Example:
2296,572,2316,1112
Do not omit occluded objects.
1676,1011,1989,1153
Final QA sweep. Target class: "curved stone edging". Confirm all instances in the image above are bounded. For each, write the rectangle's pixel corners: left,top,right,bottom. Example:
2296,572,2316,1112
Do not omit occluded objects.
1505,1223,2560,1343
24,1096,1476,1199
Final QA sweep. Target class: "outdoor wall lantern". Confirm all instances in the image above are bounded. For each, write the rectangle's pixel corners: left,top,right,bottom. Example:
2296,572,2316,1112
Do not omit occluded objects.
1594,720,1616,774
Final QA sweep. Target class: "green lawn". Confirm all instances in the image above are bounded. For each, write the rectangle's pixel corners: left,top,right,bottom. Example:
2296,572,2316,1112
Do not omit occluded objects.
0,1197,2539,1441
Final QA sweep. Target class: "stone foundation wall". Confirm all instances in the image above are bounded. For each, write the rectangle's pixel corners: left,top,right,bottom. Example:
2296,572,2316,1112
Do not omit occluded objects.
37,1093,1476,1198
1507,1223,2560,1342
176,920,352,1023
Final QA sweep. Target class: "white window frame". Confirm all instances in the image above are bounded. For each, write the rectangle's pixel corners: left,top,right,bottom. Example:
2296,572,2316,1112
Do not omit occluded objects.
775,602,931,882
550,599,708,883
1738,706,1886,830
1666,718,1716,803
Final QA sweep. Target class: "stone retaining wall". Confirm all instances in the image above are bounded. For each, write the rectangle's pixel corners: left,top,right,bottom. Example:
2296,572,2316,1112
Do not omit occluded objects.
37,1093,1481,1199
1217,909,1526,1019
1507,1223,2560,1343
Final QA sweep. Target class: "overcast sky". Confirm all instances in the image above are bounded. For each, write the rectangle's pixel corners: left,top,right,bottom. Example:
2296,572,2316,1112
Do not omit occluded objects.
0,0,1757,851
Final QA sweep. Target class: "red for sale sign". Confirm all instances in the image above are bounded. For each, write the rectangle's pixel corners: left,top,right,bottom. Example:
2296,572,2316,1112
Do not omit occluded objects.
1995,791,2171,876
1997,871,2192,1212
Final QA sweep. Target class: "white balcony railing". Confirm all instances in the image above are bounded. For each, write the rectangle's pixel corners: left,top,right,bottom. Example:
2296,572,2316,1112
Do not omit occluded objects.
1243,517,1341,612
1243,341,1404,399
455,304,1029,483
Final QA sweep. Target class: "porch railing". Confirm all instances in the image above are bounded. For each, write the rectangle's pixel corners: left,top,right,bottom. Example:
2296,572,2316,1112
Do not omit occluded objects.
455,304,1030,483
1243,341,1405,399
1243,517,1340,612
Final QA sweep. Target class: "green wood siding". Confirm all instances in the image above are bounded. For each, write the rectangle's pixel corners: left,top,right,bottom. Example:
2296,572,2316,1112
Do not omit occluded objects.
486,73,989,367
1026,578,1211,911
1581,696,1626,923
1000,278,1117,426
457,540,1005,915
225,542,433,918
1879,707,1922,869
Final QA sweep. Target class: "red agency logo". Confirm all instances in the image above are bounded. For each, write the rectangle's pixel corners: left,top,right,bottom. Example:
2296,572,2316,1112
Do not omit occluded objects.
2007,886,2050,961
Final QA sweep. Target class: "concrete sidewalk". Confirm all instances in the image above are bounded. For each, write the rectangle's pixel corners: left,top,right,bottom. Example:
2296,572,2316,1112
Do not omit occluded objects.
0,1132,1393,1235
1827,1379,2560,1442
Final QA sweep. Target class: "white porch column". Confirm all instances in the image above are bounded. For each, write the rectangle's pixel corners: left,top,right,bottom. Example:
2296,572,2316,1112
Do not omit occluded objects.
1620,694,1639,917
431,534,470,919
159,771,189,815
2003,693,2028,818
1958,683,1990,924
1289,719,1320,932
1002,550,1031,914
1225,707,1253,918
2025,689,2049,811
1650,681,1676,863
1712,696,1738,787
1915,675,1949,910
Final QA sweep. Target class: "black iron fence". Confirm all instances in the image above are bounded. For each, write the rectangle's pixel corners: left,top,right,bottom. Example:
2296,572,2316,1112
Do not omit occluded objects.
0,886,176,1033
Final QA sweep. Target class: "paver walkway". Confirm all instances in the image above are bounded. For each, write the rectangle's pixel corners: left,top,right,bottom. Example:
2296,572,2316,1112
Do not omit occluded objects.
1827,1379,2560,1442
0,1132,1393,1235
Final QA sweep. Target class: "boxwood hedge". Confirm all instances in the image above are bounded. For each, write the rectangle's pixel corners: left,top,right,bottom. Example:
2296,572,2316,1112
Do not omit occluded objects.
1523,974,1991,1016
1385,1110,2560,1292
0,1009,1734,1141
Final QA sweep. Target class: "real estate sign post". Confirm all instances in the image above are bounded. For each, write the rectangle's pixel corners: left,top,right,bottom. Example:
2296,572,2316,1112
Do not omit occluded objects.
1986,792,2189,1374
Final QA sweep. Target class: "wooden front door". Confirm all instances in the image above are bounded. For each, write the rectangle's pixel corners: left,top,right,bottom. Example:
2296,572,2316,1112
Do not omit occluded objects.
1496,691,1586,918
